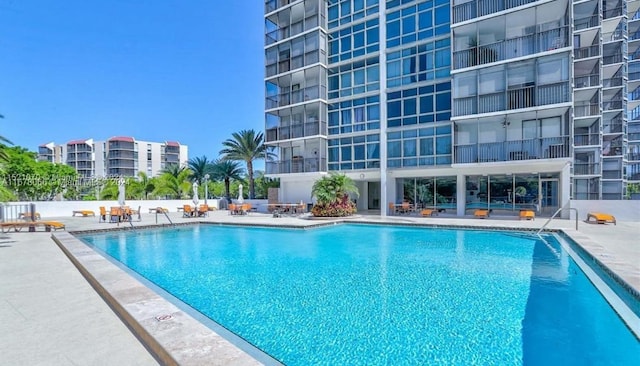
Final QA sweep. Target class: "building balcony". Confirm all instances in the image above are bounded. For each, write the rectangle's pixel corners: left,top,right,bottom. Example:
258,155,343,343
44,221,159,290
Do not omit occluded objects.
264,0,292,14
603,119,624,134
573,162,600,176
453,136,570,164
266,121,326,143
629,132,640,141
574,73,600,88
453,81,570,117
603,145,623,157
574,45,600,60
266,157,326,174
453,26,569,70
602,170,622,179
602,99,623,111
574,133,600,146
574,103,600,118
603,76,623,88
603,6,623,19
603,53,623,65
574,192,600,200
628,153,640,161
452,0,537,23
574,14,600,31
266,84,325,109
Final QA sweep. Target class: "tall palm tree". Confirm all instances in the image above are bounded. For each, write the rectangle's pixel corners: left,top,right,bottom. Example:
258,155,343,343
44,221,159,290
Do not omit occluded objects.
219,129,274,199
161,164,188,178
187,156,213,184
211,159,243,201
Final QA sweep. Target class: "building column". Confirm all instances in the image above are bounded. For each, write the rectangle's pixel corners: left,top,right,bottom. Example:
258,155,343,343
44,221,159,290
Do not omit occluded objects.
456,173,466,217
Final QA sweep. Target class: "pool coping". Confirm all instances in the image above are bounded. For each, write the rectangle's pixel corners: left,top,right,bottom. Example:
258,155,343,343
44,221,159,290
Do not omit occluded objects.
53,220,640,364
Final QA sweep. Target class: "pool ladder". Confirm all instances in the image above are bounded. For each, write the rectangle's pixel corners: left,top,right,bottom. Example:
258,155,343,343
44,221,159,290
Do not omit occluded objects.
536,201,579,236
155,208,174,226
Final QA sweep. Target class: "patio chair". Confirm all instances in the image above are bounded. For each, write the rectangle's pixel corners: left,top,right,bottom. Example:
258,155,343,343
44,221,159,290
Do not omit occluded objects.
474,209,490,219
72,210,95,217
183,205,194,218
228,203,237,215
109,207,122,223
240,203,251,215
99,206,107,223
198,204,209,217
586,212,616,225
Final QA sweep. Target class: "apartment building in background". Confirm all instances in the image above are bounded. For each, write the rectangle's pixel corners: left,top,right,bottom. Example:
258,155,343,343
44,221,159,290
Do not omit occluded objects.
38,137,188,178
264,0,639,216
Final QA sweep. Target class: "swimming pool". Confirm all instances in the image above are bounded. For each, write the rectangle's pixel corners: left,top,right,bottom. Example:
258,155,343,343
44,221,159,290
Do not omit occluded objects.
80,224,639,365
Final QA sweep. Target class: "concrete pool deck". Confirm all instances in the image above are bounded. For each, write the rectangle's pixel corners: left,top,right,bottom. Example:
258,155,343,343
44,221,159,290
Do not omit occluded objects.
1,210,638,365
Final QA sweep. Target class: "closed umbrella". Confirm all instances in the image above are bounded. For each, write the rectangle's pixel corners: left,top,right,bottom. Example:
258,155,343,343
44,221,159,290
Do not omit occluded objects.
118,178,126,207
192,181,199,206
238,184,244,204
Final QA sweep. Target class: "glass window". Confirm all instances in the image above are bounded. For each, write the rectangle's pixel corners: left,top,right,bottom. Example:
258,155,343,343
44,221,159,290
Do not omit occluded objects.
419,137,434,155
402,15,416,35
388,141,401,158
341,146,352,161
388,101,402,118
436,92,451,110
387,20,401,39
434,6,449,25
436,136,451,154
420,95,433,113
354,144,365,160
418,10,432,29
404,139,417,156
367,104,380,120
404,98,417,115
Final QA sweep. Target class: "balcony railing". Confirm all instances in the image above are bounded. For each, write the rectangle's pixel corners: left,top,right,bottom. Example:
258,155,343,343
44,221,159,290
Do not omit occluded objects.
453,81,570,117
603,99,623,111
574,133,600,146
574,15,599,31
452,26,569,70
603,6,623,19
266,157,327,174
573,192,600,200
602,30,624,43
574,73,599,88
266,49,320,78
603,53,623,65
574,45,600,60
265,0,290,14
265,121,327,142
602,170,622,179
573,162,600,175
629,132,640,141
603,76,623,88
628,153,640,161
603,120,623,134
453,136,570,164
574,103,600,117
266,85,325,109
452,0,537,23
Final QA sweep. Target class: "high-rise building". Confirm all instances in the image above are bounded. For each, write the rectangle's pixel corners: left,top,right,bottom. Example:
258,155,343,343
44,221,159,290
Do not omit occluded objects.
264,0,637,216
37,137,188,178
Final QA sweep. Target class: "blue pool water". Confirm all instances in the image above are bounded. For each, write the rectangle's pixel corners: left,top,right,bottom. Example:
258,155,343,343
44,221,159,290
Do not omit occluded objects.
81,224,640,365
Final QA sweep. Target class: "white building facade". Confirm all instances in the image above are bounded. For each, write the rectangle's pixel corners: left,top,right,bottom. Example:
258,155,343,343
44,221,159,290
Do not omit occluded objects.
264,0,636,217
38,137,188,178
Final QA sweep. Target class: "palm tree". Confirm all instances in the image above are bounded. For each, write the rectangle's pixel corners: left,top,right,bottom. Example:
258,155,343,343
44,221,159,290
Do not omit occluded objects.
187,156,213,184
161,164,188,178
0,114,14,163
219,129,274,199
211,159,243,201
154,167,191,198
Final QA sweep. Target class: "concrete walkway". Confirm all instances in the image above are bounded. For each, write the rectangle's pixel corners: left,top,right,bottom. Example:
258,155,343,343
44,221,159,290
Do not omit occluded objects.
1,210,638,364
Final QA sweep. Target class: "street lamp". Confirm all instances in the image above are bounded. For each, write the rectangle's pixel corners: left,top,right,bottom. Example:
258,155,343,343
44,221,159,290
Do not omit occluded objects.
204,174,210,206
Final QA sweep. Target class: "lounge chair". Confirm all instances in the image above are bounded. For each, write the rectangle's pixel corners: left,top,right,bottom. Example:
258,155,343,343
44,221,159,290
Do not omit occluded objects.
586,212,616,225
421,209,437,217
19,212,41,221
109,207,122,223
474,209,490,218
388,202,397,215
519,210,535,221
72,210,95,217
240,203,251,215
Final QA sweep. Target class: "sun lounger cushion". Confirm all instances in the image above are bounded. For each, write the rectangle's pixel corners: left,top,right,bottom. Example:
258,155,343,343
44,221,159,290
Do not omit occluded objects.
474,209,489,218
587,212,616,225
519,210,535,220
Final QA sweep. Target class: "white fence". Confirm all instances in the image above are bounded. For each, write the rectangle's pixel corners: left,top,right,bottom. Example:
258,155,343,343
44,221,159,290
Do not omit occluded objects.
2,199,269,218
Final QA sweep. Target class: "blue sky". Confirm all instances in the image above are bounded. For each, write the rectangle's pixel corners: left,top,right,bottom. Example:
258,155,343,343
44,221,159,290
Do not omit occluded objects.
0,0,265,163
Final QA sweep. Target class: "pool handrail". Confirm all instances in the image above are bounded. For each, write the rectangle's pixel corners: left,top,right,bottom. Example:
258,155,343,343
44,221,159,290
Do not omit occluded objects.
536,201,578,235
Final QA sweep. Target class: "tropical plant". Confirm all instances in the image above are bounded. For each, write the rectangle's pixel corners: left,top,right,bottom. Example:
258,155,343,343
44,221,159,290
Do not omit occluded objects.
219,129,275,199
210,159,243,201
310,172,359,217
153,167,191,199
253,170,280,199
187,156,214,184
